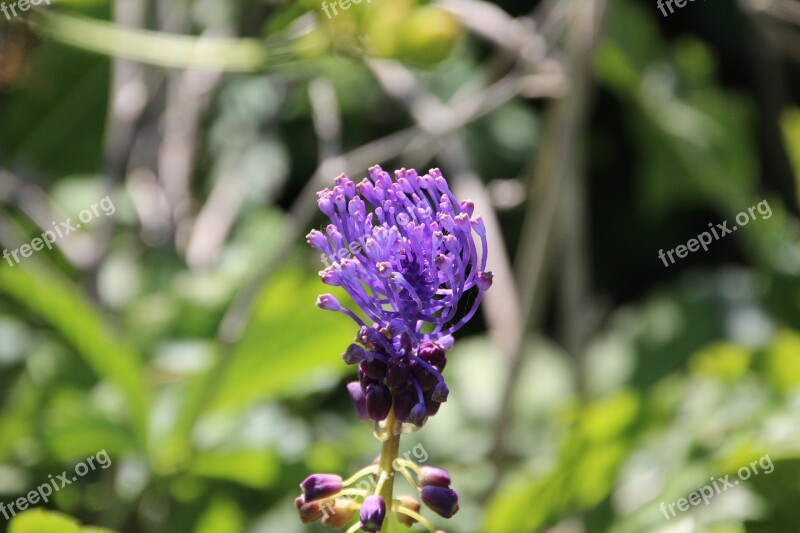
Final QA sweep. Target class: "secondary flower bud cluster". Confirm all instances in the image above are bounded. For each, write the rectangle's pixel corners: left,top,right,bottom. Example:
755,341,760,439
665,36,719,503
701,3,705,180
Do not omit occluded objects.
296,463,459,532
344,325,449,428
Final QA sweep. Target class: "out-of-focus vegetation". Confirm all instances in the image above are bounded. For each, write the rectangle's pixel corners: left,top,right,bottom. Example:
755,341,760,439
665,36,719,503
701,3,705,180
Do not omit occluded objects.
1,0,800,532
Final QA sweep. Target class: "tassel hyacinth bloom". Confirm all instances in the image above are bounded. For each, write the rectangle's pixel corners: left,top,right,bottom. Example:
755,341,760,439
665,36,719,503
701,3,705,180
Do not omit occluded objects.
297,166,492,532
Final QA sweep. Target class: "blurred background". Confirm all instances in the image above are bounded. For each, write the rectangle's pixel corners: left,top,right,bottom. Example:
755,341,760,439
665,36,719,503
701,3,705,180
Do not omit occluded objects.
1,0,800,531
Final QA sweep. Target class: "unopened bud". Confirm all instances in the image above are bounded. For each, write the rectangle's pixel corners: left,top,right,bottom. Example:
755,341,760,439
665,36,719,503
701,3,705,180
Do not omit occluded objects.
347,381,368,420
396,495,420,526
360,495,386,532
316,294,342,312
300,474,343,502
420,466,451,487
408,403,428,427
342,344,366,365
421,486,459,518
366,384,392,421
294,496,324,524
321,498,356,529
431,382,449,403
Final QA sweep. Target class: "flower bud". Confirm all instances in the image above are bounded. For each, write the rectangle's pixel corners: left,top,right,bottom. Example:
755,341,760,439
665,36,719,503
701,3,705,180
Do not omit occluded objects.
408,403,428,427
321,498,356,529
360,495,386,532
396,495,420,526
360,357,387,380
431,381,449,403
421,486,459,518
300,474,343,502
306,229,329,251
477,271,494,291
418,342,446,369
393,387,417,422
347,381,368,420
366,384,392,421
420,466,451,487
424,390,442,416
320,266,343,286
386,362,410,390
359,371,379,393
342,344,366,365
411,363,438,391
294,495,324,524
316,294,342,312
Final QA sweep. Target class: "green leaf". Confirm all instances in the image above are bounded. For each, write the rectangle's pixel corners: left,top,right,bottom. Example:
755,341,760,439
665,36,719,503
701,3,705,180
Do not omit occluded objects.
9,509,117,533
0,264,149,447
208,264,356,412
194,496,246,533
190,450,280,489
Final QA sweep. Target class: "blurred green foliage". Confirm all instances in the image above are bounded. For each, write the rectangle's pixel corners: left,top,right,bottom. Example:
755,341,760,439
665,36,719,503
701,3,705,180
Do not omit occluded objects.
1,0,800,532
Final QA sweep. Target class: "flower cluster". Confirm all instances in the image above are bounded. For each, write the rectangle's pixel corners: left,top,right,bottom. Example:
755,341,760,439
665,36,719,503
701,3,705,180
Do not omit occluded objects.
297,166,491,532
296,464,460,532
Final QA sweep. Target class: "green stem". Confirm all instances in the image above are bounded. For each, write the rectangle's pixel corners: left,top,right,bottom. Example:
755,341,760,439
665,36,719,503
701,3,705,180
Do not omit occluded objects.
377,409,400,533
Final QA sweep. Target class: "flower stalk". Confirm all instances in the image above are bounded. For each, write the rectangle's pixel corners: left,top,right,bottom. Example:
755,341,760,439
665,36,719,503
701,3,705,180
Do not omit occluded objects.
377,409,400,533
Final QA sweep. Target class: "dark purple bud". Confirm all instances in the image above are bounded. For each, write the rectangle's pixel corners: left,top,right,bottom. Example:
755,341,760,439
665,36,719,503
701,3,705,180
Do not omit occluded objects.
321,498,356,529
316,294,342,312
418,342,446,369
294,496,324,524
431,382,449,403
342,344,366,365
421,486,459,518
359,370,379,394
477,271,493,291
360,495,386,532
393,387,417,422
347,381,368,420
396,495,420,526
360,357,387,380
424,390,441,416
300,474,343,502
420,466,451,487
408,403,428,427
411,363,438,391
386,362,410,390
366,384,392,421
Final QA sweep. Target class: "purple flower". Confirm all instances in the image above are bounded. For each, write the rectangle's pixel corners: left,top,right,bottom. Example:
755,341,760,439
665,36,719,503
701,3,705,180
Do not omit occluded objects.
347,381,368,420
420,466,452,487
308,167,492,426
360,495,387,532
307,166,491,342
300,474,343,502
421,485,460,518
